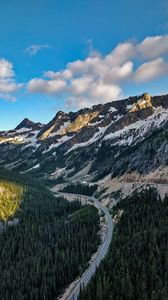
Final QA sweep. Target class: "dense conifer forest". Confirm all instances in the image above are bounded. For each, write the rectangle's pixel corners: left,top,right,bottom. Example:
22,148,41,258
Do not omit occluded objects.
79,188,168,300
0,169,100,300
61,182,98,196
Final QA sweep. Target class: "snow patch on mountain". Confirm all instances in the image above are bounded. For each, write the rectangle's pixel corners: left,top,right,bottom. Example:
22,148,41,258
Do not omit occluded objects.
43,134,75,154
104,107,168,146
23,163,40,173
66,126,109,154
16,127,32,133
22,130,40,149
109,106,117,113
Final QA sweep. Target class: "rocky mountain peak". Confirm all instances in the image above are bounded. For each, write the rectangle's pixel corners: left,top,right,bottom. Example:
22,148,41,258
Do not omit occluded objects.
129,93,152,113
55,111,67,118
15,118,42,130
38,111,70,140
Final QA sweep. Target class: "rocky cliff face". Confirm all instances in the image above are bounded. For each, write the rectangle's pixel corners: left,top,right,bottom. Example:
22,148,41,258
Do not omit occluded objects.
129,93,152,112
0,92,168,183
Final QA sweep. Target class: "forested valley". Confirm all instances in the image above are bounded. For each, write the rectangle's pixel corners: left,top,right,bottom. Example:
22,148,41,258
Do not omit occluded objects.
79,188,168,300
0,169,100,300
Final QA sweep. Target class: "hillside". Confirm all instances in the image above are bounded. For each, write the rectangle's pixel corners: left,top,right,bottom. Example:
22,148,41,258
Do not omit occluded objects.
79,188,168,300
0,180,24,221
0,170,100,299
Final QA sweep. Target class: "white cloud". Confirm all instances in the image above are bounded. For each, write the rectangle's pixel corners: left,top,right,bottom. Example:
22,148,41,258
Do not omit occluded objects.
25,44,50,56
138,35,168,59
67,80,122,108
88,81,122,100
27,45,132,108
103,61,133,83
134,58,168,83
27,35,168,108
0,59,21,101
66,83,123,109
28,78,66,94
70,76,94,95
44,69,72,80
105,42,135,66
0,59,15,78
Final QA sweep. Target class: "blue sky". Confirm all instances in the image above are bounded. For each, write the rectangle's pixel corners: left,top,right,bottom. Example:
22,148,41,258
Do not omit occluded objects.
0,0,168,130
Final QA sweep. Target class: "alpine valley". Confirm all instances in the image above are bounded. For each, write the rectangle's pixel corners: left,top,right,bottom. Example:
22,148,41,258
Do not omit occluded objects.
1,92,168,300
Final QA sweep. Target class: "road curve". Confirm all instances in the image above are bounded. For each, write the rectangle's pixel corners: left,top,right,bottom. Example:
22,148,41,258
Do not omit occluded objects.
55,192,114,300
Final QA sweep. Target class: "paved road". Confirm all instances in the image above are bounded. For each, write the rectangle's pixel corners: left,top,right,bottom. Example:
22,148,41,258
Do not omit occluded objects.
55,192,113,300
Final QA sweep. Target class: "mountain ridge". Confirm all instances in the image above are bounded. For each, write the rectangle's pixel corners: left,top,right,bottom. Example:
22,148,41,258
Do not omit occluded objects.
0,92,168,185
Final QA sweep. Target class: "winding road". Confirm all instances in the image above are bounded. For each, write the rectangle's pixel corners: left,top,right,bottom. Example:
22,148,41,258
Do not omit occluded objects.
55,192,114,300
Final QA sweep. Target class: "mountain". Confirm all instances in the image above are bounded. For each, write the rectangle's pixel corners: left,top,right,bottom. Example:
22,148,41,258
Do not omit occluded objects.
15,118,43,131
0,92,168,185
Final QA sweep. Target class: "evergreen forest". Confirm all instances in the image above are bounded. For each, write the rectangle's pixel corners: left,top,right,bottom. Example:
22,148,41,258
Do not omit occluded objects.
0,169,100,300
79,188,168,300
